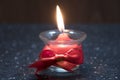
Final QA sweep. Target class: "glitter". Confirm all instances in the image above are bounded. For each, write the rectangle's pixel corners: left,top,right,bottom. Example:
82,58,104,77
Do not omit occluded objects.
27,57,30,60
31,44,36,48
93,66,97,69
108,77,112,80
0,59,3,62
5,62,8,65
28,49,32,53
16,52,20,56
14,56,18,60
94,71,97,74
100,75,103,78
90,62,93,64
16,61,19,65
8,77,16,80
23,73,26,76
115,76,118,79
95,47,100,51
93,57,97,59
100,60,103,62
12,77,15,79
15,65,19,68
104,64,108,66
23,64,26,67
99,63,103,66
5,50,8,54
1,54,4,57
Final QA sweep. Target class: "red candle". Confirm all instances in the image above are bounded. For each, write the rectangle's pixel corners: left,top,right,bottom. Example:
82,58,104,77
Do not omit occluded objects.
42,33,83,71
40,5,83,71
49,33,78,54
29,5,84,74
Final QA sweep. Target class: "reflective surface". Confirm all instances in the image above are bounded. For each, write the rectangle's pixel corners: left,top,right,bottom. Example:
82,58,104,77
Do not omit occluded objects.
0,24,120,80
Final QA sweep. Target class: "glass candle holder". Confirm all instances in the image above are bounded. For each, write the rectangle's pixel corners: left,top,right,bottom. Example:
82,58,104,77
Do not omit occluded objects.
38,29,87,76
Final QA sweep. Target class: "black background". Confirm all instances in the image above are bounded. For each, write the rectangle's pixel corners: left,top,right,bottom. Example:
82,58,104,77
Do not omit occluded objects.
0,0,120,24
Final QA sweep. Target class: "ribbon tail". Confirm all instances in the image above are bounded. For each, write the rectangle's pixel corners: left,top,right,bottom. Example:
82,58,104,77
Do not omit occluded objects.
29,60,56,74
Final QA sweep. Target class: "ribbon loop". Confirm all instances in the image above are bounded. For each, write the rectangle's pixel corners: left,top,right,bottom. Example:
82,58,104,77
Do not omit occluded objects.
29,47,83,74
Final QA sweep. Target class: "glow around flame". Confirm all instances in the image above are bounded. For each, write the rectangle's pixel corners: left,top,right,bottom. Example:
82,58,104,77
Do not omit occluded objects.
56,5,65,32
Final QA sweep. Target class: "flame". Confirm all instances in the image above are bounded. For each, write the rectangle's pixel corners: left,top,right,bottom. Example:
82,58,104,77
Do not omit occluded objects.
56,5,65,32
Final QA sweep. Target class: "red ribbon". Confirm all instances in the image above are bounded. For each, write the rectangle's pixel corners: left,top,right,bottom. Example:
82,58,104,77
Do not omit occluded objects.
29,46,83,74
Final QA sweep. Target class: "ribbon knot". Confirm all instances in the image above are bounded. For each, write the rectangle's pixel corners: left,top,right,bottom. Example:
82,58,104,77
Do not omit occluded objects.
29,47,83,74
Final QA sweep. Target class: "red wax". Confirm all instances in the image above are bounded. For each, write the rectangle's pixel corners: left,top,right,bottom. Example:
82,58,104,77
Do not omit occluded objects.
42,33,82,70
56,33,71,41
48,33,79,54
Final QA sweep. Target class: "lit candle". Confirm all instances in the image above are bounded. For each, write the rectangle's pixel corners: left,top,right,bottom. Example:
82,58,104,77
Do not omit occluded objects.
42,5,83,71
48,5,78,54
29,5,86,74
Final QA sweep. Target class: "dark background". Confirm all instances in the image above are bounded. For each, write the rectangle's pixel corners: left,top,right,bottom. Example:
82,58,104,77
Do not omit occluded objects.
0,0,120,24
0,24,120,80
0,0,120,79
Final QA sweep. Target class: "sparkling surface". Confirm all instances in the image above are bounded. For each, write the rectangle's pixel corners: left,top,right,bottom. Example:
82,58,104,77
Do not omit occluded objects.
0,24,120,80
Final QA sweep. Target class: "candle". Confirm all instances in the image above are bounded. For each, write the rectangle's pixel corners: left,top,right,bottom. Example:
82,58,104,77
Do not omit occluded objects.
40,5,83,71
48,5,78,54
42,32,83,71
29,5,86,74
43,5,79,55
48,33,78,54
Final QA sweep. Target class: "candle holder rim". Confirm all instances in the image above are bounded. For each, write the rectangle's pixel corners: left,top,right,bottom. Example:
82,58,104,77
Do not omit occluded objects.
39,29,87,44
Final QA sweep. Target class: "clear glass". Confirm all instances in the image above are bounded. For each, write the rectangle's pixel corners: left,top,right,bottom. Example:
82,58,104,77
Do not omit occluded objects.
40,29,87,45
39,29,87,76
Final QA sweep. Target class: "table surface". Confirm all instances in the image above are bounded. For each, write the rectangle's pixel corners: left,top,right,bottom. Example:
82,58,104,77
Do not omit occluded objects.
0,24,120,80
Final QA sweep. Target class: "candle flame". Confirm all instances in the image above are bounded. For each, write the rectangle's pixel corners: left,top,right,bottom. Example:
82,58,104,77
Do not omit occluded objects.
56,5,65,32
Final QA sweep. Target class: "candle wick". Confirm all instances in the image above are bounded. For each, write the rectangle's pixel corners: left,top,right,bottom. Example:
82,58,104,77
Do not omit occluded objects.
61,30,64,33
61,29,65,33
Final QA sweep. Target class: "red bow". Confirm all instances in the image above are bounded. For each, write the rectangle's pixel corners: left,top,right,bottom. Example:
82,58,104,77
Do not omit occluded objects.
29,46,83,74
